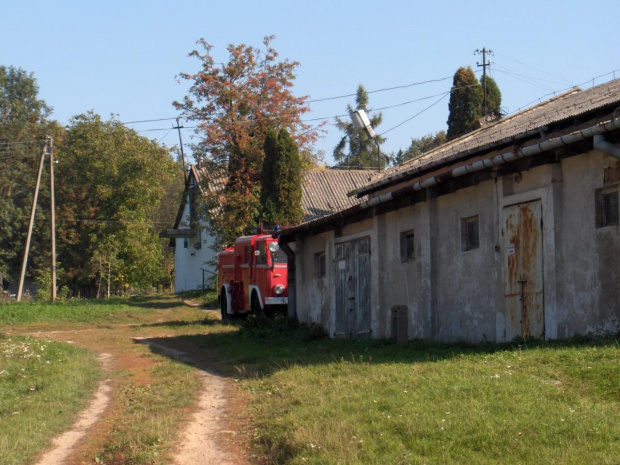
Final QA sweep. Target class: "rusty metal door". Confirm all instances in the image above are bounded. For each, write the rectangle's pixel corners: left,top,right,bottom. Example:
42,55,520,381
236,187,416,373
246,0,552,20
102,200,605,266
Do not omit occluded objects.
334,236,371,338
503,200,544,340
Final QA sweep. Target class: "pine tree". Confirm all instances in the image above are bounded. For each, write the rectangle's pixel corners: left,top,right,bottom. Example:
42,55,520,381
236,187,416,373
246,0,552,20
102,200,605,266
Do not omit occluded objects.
260,128,303,227
446,66,483,141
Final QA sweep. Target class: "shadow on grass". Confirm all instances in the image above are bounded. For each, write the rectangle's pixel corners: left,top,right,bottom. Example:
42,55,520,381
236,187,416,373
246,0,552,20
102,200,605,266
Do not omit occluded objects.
137,317,237,329
134,314,620,381
79,295,210,310
123,296,188,310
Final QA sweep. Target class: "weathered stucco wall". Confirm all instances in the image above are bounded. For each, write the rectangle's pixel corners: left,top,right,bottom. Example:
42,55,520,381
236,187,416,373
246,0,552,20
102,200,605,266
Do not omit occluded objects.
296,233,331,328
433,182,498,342
379,203,431,340
291,151,619,342
560,152,619,335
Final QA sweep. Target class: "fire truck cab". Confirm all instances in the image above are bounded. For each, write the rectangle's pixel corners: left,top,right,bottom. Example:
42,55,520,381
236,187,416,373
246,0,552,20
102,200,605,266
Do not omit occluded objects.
218,234,288,320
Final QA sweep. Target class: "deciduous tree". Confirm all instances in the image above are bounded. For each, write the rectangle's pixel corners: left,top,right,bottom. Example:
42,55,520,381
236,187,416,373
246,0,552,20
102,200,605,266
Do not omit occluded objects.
57,112,181,295
174,36,320,244
0,66,59,288
394,131,447,165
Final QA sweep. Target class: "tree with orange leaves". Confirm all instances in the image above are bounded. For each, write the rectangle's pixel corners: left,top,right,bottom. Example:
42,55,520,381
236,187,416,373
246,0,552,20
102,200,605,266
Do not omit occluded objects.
175,36,320,243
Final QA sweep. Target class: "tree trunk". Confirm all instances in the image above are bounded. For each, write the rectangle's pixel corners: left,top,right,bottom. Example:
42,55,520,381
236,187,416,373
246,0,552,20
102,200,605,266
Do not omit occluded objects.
106,260,111,299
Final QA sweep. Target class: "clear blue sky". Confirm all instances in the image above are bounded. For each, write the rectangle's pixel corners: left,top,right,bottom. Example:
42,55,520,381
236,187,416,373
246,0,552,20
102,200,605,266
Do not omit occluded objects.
4,0,619,165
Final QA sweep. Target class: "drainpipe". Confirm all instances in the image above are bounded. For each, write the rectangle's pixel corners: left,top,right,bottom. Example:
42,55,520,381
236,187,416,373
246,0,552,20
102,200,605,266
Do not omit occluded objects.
593,134,620,160
279,241,297,319
358,116,620,210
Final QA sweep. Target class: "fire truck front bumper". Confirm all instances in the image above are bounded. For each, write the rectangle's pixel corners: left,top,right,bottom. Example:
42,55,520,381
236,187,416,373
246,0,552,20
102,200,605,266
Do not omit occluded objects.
265,297,288,306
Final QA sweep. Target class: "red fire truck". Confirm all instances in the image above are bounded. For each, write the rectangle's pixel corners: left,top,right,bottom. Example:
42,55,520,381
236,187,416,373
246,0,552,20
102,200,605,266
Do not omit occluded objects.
218,234,288,320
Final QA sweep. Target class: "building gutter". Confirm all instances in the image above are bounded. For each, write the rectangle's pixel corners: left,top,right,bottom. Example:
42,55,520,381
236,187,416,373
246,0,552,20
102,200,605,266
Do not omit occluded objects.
593,134,620,160
350,126,549,198
359,117,620,210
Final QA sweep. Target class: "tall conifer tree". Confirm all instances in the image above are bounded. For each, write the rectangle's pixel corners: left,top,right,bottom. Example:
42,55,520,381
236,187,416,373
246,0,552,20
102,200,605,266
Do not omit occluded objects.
480,75,502,117
446,66,483,141
260,128,303,227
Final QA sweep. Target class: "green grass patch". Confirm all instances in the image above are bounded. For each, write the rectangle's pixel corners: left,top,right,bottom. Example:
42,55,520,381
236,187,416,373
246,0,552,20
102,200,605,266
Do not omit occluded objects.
0,334,102,465
174,289,219,309
94,357,200,465
0,296,186,326
198,318,620,464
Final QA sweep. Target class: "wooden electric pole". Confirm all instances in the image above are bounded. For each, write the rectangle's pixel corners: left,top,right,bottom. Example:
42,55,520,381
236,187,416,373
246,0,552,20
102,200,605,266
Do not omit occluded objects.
17,138,49,301
174,117,187,182
475,47,493,115
49,136,57,301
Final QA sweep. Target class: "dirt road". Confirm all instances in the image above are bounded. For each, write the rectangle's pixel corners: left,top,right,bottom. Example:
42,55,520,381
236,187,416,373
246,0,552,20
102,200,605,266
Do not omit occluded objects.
17,300,251,465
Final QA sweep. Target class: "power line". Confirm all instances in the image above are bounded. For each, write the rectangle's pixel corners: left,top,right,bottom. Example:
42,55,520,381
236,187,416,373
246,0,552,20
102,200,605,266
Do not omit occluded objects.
120,117,179,125
491,68,555,92
494,52,573,86
157,127,174,143
307,75,453,103
115,75,454,125
10,214,171,226
379,92,450,137
492,61,571,87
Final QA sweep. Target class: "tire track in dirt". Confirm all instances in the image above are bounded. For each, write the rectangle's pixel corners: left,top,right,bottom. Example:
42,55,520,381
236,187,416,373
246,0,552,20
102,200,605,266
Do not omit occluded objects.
133,338,246,465
34,353,113,465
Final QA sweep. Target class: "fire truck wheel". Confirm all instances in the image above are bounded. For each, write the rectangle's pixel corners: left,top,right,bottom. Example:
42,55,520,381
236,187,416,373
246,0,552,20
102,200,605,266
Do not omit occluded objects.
220,290,230,322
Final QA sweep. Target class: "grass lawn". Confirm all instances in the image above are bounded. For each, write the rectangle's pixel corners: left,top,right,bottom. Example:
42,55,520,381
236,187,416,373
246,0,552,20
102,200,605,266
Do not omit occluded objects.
0,334,101,465
0,295,618,465
210,317,620,465
0,296,206,465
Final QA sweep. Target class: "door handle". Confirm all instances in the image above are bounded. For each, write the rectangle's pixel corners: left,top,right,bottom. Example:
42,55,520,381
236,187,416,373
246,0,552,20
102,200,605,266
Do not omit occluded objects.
518,279,527,301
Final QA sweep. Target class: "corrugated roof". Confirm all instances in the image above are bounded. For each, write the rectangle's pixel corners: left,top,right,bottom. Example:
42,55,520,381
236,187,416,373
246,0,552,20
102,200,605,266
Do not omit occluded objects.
353,78,620,196
301,169,374,222
192,162,227,196
187,165,374,223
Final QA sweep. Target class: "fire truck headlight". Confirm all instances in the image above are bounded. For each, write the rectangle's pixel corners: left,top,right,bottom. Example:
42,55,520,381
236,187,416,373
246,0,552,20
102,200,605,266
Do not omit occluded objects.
273,284,285,295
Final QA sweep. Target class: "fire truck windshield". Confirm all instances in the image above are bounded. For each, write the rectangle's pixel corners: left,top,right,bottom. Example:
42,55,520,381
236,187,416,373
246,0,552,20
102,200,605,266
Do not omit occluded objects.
271,247,287,264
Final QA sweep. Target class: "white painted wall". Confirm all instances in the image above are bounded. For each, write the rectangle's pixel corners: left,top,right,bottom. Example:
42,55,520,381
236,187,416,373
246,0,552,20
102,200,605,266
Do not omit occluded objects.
173,198,218,293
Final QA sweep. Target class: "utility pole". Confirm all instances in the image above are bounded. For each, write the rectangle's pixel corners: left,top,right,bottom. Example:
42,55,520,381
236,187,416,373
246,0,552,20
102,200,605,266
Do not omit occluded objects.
49,136,57,301
17,138,48,301
475,47,493,116
173,117,187,182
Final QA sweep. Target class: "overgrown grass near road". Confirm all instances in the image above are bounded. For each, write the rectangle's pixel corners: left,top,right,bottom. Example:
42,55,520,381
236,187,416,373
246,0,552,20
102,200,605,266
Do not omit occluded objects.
93,361,200,465
0,296,209,465
0,334,101,465
0,295,190,326
1,296,618,465
207,318,620,465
